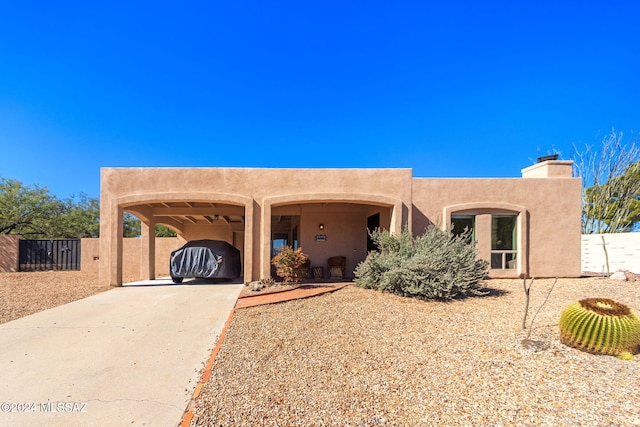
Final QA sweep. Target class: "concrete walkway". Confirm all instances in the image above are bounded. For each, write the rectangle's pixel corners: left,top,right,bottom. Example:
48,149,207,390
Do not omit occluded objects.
0,278,243,427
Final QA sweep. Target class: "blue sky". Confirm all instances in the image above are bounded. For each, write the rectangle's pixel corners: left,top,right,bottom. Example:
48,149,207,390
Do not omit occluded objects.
1,1,638,199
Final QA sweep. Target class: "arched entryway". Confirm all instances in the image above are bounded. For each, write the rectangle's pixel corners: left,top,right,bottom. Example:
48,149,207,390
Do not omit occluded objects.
261,193,405,280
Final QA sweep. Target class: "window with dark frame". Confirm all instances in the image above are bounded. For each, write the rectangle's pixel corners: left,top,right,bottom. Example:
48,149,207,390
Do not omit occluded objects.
491,215,517,269
451,215,475,243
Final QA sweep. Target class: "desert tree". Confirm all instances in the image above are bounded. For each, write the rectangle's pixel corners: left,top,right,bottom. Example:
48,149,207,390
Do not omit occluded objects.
155,224,177,237
55,193,101,238
573,129,640,233
0,178,62,236
0,177,141,238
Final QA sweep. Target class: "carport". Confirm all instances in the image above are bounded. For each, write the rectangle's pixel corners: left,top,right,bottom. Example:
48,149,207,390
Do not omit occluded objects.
126,200,248,279
100,187,254,287
99,167,414,287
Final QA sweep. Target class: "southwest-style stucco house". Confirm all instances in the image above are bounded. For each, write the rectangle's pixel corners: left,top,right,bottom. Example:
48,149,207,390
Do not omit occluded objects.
99,160,582,286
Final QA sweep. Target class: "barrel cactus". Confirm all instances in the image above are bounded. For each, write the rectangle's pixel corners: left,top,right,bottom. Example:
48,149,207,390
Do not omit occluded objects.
559,298,640,357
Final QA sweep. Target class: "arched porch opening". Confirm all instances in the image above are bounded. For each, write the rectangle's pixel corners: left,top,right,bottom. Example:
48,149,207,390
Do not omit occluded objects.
104,192,253,286
261,193,405,280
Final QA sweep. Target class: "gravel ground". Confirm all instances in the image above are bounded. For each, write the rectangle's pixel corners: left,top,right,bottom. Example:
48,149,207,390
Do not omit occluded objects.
0,271,124,324
190,277,640,427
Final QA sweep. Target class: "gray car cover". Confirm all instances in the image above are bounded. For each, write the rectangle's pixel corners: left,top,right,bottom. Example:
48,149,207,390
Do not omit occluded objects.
170,240,241,279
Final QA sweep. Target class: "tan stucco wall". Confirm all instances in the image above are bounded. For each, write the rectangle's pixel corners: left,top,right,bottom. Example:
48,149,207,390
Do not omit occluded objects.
296,204,373,279
411,176,582,278
99,163,581,285
81,238,100,273
84,237,184,280
100,168,412,286
0,235,21,272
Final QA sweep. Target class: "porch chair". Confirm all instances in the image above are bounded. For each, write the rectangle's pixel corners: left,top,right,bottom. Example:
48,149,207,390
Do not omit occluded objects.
300,258,311,279
327,256,346,279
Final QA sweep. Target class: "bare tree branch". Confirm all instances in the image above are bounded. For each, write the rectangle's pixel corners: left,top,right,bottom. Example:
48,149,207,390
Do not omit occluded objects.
573,129,640,233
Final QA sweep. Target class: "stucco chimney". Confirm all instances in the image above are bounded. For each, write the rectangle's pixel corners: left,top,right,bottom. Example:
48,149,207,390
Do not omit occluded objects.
521,160,574,178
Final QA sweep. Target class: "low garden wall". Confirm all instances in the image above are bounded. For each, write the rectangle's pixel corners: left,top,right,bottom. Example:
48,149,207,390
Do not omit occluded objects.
0,235,20,272
581,232,640,275
81,237,183,280
0,236,182,278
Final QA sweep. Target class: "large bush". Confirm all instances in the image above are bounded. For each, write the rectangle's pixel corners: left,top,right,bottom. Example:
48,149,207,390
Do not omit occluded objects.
354,226,489,300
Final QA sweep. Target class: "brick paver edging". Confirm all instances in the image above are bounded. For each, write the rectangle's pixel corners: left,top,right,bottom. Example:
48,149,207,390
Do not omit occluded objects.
237,285,302,300
235,284,348,309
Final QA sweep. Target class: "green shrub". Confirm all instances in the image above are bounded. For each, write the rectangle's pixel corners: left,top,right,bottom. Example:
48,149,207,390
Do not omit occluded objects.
354,226,489,300
272,246,309,283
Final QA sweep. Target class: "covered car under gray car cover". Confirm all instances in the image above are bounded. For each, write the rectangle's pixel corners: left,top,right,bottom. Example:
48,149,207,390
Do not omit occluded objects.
170,240,241,279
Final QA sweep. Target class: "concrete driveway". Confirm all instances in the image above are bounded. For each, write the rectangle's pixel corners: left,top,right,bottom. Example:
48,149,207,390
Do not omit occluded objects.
0,278,243,427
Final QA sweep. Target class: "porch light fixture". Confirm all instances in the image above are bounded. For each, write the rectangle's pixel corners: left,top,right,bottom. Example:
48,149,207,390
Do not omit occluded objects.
318,223,324,230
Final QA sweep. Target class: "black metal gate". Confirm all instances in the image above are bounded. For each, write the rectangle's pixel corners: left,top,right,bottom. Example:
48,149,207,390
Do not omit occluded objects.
19,239,81,271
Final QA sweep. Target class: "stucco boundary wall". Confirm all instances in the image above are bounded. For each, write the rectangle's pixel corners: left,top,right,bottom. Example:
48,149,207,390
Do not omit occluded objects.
82,237,183,280
0,237,181,277
581,233,640,275
0,235,21,272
